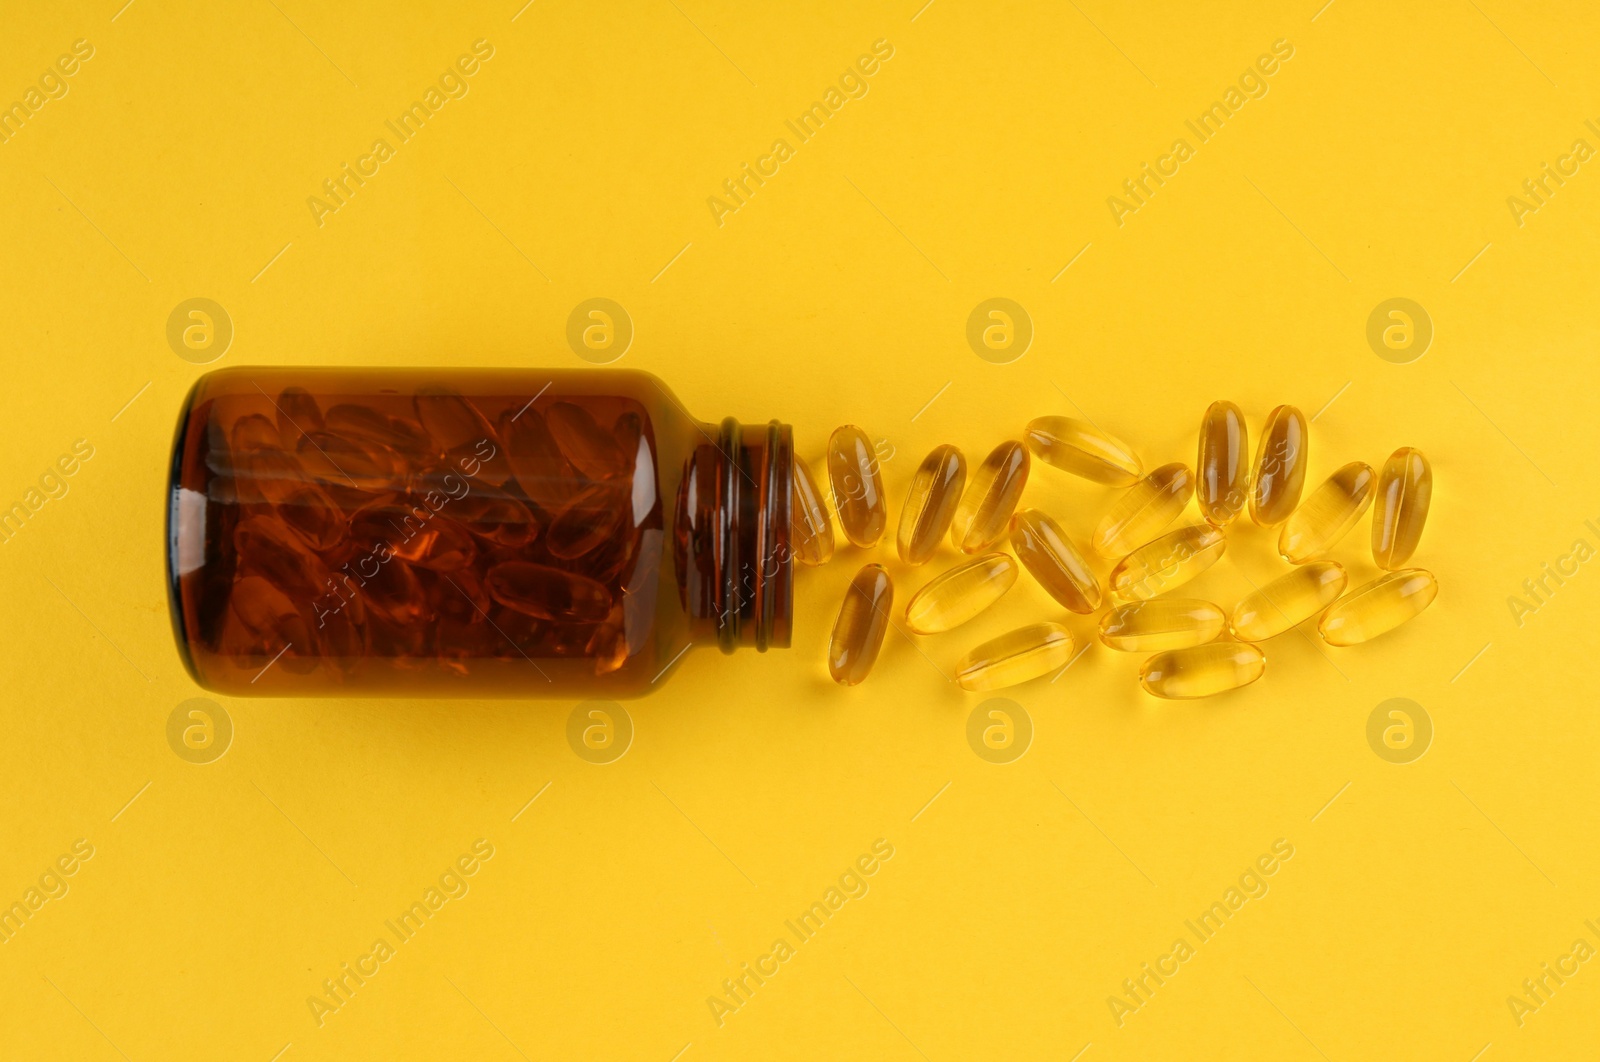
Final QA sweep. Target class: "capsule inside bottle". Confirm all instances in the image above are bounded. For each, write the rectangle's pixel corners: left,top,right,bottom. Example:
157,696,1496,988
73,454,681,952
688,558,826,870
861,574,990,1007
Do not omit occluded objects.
1371,447,1432,570
1109,523,1226,601
1230,561,1346,641
1099,599,1226,652
955,622,1074,691
1139,642,1265,699
790,455,836,567
1250,405,1308,526
1278,462,1375,563
827,425,888,548
904,553,1017,634
1196,401,1249,527
1009,508,1101,614
1093,463,1193,558
1022,416,1142,486
829,563,894,684
897,445,966,565
1318,568,1437,646
950,441,1030,554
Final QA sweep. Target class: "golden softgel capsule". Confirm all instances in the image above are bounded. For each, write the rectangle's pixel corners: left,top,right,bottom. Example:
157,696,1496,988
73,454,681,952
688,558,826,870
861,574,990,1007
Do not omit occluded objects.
1250,405,1308,526
1109,523,1226,601
897,445,967,565
955,622,1074,691
1318,569,1437,646
1093,463,1194,557
904,553,1017,634
829,564,894,685
1278,461,1376,563
951,440,1030,553
1196,401,1249,527
1022,416,1142,486
1139,643,1265,699
1371,447,1432,569
1010,508,1101,614
790,456,835,566
1230,561,1347,641
827,425,887,548
1099,599,1226,652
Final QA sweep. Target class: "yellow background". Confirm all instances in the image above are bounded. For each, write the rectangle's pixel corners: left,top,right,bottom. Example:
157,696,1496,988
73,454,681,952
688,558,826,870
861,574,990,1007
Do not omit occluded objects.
2,0,1597,1058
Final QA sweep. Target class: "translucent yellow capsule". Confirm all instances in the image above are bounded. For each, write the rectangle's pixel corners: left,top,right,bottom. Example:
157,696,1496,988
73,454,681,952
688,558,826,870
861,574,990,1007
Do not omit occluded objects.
1278,462,1376,563
1140,643,1265,699
1099,599,1225,652
951,441,1030,553
829,564,894,685
790,455,835,566
904,553,1017,634
1371,447,1432,570
955,622,1074,692
897,445,967,565
1009,508,1101,613
1022,416,1142,486
1318,569,1437,646
826,425,888,548
1196,401,1249,527
1250,405,1308,526
1230,561,1347,642
1109,523,1226,601
1093,463,1193,557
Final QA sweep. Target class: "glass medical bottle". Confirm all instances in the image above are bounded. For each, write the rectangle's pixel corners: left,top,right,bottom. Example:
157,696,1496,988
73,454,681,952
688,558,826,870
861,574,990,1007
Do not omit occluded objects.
166,368,793,697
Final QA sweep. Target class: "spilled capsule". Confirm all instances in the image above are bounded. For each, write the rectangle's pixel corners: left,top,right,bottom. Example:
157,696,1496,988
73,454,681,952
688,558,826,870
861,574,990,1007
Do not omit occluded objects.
1230,561,1347,641
951,441,1030,554
904,553,1017,635
1196,401,1249,527
1099,599,1226,652
955,622,1074,692
1319,569,1437,646
1278,462,1376,563
1372,447,1432,569
827,425,888,548
897,445,966,564
1140,643,1265,699
790,456,836,566
1009,508,1101,614
1023,416,1142,486
1093,463,1193,557
1110,523,1226,601
829,564,894,684
1250,405,1308,526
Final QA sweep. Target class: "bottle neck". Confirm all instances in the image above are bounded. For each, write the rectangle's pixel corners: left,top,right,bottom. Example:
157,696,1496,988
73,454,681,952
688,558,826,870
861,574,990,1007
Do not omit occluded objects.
676,417,793,652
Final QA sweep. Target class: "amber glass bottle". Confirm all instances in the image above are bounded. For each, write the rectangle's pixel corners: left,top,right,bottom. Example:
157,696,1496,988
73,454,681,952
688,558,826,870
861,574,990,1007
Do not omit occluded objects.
167,368,793,697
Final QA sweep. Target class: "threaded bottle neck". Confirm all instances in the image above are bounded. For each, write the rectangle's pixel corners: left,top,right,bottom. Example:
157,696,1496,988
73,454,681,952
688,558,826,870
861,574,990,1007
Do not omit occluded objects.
676,417,793,652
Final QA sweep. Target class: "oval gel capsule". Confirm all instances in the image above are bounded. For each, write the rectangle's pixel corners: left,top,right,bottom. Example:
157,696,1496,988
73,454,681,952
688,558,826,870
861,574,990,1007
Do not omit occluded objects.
1093,463,1193,558
1197,401,1249,527
1099,599,1226,652
1318,569,1437,646
827,425,888,548
791,455,836,566
1010,508,1101,614
904,553,1017,634
829,564,894,684
897,445,967,565
1110,523,1226,601
955,622,1074,691
1250,405,1308,526
1230,561,1347,641
1022,416,1142,486
1278,462,1376,563
1139,642,1265,699
1372,447,1432,569
951,441,1030,554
